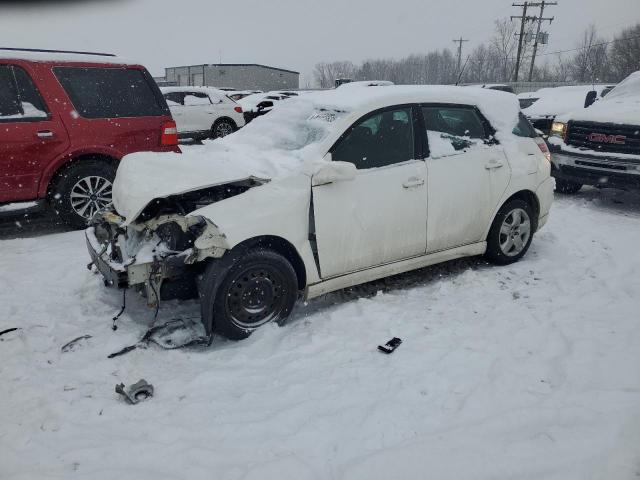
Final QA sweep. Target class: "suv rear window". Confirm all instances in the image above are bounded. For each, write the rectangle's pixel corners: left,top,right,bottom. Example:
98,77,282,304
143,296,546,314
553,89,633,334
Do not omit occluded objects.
54,67,166,118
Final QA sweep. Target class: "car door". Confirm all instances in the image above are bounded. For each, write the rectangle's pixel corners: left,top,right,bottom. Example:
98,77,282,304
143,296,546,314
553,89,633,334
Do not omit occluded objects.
421,104,511,253
0,64,69,203
312,105,428,278
182,91,215,132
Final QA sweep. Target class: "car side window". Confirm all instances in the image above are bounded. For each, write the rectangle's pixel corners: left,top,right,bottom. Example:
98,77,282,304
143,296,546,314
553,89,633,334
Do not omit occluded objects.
0,65,48,120
332,107,414,169
183,92,212,106
164,92,184,106
422,106,488,158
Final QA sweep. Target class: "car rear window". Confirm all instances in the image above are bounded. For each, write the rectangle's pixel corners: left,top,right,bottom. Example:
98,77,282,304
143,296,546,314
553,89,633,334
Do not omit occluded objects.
54,67,167,118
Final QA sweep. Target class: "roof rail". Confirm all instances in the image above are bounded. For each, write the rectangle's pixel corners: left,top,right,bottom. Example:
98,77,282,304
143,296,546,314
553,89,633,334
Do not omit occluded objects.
0,47,116,57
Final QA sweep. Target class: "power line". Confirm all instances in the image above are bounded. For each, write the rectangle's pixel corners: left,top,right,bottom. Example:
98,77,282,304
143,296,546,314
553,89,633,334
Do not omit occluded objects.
514,33,640,62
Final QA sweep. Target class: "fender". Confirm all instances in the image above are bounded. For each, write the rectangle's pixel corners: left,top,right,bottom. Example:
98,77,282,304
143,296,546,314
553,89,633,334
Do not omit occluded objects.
37,145,124,197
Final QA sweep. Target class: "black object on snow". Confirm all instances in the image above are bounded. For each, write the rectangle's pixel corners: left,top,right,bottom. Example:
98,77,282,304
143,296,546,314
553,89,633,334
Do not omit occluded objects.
115,379,154,404
378,337,402,354
0,327,20,337
61,335,92,352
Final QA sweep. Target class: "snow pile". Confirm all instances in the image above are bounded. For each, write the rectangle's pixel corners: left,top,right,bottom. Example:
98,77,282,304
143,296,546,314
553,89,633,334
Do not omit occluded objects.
2,194,640,479
557,71,640,125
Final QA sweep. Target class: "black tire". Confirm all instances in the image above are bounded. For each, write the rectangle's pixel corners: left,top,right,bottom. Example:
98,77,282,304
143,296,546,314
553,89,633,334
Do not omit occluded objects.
485,199,535,265
50,159,117,229
211,118,236,139
199,248,298,340
555,178,582,194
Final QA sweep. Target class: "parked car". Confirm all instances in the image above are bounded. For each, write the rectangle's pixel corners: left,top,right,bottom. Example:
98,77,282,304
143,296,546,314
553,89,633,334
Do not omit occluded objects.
547,71,640,193
336,80,395,88
160,86,245,140
467,84,516,94
227,90,263,101
518,84,615,134
0,48,178,228
87,85,553,341
238,91,298,123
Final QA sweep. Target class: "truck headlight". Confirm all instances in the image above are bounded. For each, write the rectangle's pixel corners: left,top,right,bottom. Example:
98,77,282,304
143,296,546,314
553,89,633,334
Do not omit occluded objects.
550,121,567,139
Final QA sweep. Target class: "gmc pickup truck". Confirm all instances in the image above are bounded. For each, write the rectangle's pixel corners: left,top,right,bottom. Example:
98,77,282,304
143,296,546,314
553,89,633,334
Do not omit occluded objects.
548,71,640,194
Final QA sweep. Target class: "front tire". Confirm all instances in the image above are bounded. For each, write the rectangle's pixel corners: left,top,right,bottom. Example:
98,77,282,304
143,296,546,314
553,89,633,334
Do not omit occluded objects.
485,199,535,265
199,248,298,340
50,159,116,229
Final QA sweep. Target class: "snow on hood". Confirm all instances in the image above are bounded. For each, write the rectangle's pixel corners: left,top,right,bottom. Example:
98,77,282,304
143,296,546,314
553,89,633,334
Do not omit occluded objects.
114,85,522,223
521,85,604,118
113,96,336,222
556,72,640,125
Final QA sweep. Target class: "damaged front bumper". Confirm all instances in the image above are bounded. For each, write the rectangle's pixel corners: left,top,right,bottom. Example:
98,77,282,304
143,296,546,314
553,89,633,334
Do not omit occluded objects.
86,210,229,306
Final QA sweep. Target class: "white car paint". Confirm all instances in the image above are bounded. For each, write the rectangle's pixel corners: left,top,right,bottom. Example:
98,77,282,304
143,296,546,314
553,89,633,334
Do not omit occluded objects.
104,85,553,302
160,86,245,139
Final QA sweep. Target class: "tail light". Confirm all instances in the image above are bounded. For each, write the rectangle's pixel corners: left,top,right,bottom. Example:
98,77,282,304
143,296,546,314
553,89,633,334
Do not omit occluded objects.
161,120,178,146
535,138,551,162
234,106,243,113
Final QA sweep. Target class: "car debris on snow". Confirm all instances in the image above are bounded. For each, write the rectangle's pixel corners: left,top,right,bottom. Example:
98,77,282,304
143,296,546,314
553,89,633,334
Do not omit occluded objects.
115,379,154,404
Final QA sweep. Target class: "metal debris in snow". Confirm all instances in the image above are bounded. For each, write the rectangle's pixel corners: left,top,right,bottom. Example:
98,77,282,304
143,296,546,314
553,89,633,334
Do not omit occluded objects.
115,379,154,404
378,337,402,354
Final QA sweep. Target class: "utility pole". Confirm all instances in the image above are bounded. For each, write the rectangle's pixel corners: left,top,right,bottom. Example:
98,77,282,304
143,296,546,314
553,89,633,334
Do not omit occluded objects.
527,1,556,81
453,37,469,75
511,2,530,82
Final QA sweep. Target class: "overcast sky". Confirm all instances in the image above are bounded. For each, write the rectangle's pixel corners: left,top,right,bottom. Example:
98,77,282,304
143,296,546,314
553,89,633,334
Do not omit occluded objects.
1,0,638,85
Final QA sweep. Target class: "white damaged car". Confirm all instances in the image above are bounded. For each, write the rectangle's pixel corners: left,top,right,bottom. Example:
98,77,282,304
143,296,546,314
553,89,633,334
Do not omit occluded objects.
86,86,554,340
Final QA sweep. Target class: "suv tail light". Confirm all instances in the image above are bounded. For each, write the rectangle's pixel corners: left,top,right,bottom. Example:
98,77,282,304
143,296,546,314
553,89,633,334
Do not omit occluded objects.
234,106,243,113
161,121,178,146
535,138,551,162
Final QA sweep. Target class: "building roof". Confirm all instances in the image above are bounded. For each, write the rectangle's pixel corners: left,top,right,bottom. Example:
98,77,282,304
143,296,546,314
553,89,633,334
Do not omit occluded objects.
166,63,299,75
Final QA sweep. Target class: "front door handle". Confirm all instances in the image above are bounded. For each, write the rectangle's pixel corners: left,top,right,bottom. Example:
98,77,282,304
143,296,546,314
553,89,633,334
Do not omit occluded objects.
402,177,425,189
485,159,504,169
36,130,54,139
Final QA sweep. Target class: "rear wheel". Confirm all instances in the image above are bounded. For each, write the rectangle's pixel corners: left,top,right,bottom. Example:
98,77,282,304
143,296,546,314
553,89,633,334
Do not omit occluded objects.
211,119,236,139
50,159,116,229
200,248,298,340
485,199,534,265
555,178,582,194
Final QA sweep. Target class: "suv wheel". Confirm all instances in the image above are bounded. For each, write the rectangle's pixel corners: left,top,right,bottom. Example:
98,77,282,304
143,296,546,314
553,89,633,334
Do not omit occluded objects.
211,119,235,139
555,178,582,194
485,199,535,265
51,159,116,229
199,248,298,340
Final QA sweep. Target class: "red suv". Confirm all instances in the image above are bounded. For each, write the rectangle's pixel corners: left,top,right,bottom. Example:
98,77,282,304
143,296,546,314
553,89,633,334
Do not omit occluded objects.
0,48,179,228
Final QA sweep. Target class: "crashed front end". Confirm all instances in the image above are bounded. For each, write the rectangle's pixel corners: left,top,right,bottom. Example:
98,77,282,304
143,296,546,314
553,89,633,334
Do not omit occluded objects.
85,179,263,306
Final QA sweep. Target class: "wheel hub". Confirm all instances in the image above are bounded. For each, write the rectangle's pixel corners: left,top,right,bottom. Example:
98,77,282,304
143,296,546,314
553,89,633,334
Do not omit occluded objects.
70,175,113,220
226,266,285,328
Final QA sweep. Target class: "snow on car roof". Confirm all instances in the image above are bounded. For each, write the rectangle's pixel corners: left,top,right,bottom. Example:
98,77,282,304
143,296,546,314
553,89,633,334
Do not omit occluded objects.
556,71,640,125
159,86,228,96
0,49,137,65
114,85,522,222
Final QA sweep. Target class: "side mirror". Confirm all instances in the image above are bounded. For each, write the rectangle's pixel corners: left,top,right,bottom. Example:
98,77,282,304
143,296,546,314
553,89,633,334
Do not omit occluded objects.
312,158,357,186
584,90,597,108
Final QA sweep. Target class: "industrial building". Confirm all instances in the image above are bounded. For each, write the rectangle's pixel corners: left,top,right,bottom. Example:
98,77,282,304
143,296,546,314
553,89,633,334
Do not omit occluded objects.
155,64,299,91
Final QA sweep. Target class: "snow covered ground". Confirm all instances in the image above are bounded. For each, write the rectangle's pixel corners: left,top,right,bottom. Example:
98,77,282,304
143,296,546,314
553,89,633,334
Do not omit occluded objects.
1,190,640,480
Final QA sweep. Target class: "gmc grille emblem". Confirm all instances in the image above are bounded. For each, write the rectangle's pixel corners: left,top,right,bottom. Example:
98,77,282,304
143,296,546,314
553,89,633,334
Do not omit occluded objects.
588,133,626,144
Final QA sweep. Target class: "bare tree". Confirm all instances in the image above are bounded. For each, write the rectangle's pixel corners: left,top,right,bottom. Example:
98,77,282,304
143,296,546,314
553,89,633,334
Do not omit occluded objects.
490,18,518,81
609,23,640,80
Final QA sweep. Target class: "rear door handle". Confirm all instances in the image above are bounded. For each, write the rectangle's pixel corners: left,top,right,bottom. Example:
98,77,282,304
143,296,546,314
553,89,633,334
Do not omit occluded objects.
36,130,54,139
402,177,425,188
485,160,504,169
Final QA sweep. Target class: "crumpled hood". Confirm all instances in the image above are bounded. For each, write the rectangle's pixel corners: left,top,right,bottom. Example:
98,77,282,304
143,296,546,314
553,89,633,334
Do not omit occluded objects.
113,151,271,224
